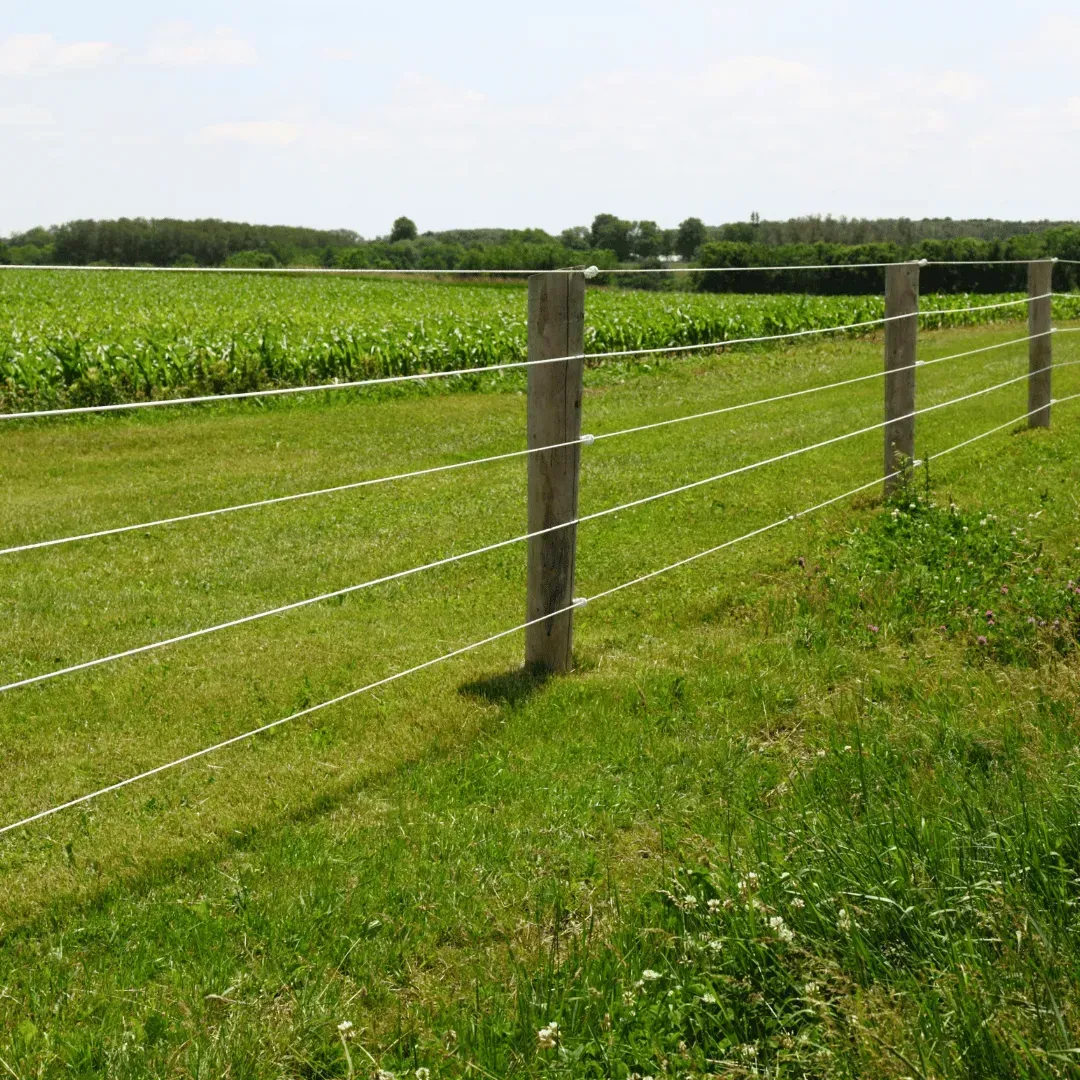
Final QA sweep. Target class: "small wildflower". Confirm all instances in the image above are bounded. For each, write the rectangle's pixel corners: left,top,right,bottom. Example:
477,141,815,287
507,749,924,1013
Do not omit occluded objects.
985,610,994,619
682,894,698,910
791,896,806,909
768,915,795,943
707,898,722,913
867,624,879,634
641,969,662,981
537,1022,560,1050
843,745,853,753
415,1071,431,1080
622,990,636,1007
977,635,988,646
837,908,852,933
700,992,718,1004
375,1072,396,1080
1000,585,1009,595
816,748,826,758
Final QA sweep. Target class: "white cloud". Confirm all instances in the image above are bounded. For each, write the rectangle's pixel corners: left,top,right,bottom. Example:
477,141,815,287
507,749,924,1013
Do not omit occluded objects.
918,70,986,103
145,22,257,67
0,33,116,75
1067,97,1080,129
0,104,53,126
201,121,299,146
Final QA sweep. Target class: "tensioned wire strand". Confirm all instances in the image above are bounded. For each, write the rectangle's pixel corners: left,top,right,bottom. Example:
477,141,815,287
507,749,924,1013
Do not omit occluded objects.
0,329,1051,557
4,391,1078,838
0,259,1065,276
2,362,1071,697
0,295,1049,421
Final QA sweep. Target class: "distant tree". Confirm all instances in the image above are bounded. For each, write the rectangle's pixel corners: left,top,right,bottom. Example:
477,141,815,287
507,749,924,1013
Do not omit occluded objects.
590,213,632,261
675,217,707,260
390,216,418,243
559,226,591,251
629,220,668,258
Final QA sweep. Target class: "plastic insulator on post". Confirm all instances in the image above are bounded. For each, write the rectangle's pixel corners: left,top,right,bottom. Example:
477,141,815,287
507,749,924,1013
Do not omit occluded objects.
918,259,929,266
583,266,600,280
573,596,588,607
580,433,595,445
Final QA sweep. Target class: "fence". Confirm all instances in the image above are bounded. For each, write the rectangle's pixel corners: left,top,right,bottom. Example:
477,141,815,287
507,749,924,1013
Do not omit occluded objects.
0,258,1077,837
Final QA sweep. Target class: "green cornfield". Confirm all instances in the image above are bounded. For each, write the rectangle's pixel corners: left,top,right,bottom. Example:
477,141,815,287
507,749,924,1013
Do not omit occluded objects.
1,269,1077,412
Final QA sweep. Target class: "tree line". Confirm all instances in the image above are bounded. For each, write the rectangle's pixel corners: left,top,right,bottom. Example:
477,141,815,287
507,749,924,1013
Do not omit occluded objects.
2,214,1078,291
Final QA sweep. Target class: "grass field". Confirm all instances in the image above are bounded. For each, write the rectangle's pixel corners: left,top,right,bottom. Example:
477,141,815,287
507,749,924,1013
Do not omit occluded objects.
1,318,1079,1077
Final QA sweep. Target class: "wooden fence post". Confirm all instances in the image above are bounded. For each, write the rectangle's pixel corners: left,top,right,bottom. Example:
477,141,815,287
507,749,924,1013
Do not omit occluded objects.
884,262,921,495
1028,260,1053,428
525,271,586,673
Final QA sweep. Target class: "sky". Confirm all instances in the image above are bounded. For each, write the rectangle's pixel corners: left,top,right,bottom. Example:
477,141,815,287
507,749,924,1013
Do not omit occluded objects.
2,1,1079,237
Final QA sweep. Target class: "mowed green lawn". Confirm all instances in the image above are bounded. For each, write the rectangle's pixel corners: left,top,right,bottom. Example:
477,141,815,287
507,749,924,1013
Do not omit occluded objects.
1,324,1079,1078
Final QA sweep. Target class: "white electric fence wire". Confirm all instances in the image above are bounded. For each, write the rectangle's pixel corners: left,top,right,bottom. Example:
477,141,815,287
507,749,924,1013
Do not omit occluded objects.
0,362,1063,697
0,259,1065,275
0,435,586,557
4,330,1049,558
5,390,1079,838
0,295,1047,422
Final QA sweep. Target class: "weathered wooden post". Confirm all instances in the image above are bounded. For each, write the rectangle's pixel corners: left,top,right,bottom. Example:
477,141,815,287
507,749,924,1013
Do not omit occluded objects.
884,262,921,495
525,271,586,673
1028,260,1053,428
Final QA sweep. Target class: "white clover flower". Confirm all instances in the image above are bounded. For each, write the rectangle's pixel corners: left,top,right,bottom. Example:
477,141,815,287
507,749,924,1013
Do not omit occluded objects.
768,915,795,943
707,898,722,913
415,1071,431,1080
337,1020,353,1034
791,897,806,910
622,990,636,1007
700,992,718,1004
375,1072,396,1080
815,749,827,758
537,1022,559,1049
682,895,698,910
838,908,853,933
641,968,661,981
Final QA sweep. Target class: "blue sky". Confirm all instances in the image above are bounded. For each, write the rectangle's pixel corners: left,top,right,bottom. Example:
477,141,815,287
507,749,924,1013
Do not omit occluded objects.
2,1,1079,236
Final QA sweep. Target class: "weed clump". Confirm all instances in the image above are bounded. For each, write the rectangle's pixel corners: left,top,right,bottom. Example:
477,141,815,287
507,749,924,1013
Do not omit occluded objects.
805,493,1079,664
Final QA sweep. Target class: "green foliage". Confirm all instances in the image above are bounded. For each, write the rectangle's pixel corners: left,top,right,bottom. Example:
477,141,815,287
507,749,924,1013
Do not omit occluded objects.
676,216,707,260
223,249,279,269
4,271,1076,412
591,213,633,261
389,216,418,243
698,230,1080,293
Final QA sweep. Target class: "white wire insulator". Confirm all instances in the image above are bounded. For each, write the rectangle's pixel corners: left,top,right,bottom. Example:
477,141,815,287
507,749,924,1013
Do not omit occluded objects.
0,360,1062,696
583,266,600,279
7,389,1080,838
